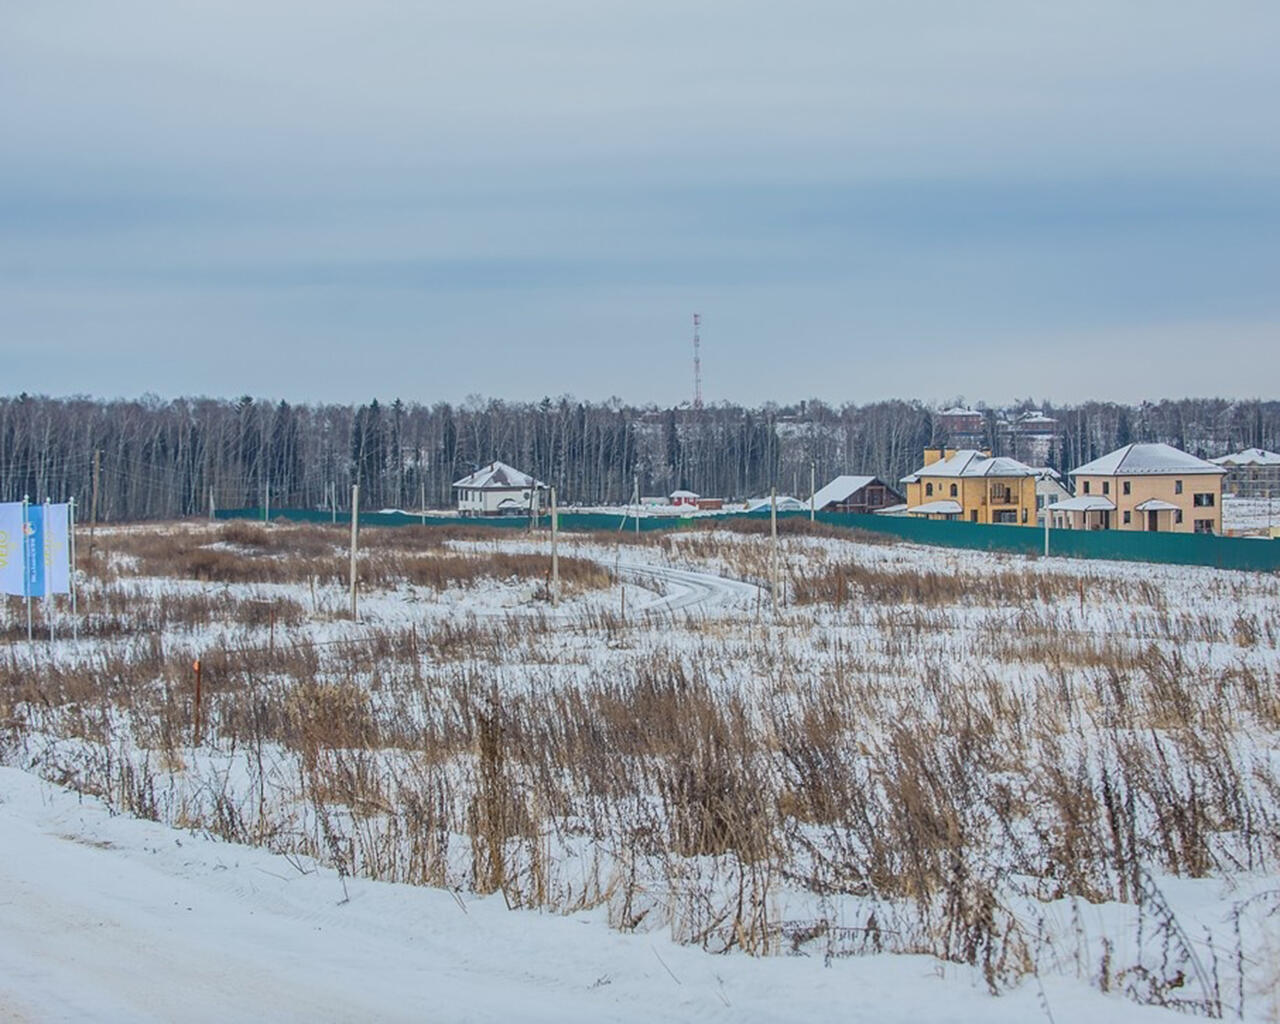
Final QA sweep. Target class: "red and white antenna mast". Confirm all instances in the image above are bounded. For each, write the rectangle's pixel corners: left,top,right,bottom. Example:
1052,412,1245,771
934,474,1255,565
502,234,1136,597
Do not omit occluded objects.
692,313,703,410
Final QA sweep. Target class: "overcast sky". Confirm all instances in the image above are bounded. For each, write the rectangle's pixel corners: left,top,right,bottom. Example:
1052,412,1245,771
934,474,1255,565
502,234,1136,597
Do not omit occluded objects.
2,2,1277,407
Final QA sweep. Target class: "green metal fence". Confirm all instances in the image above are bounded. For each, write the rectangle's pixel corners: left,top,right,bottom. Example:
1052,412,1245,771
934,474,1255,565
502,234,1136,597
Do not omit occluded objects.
215,507,1280,573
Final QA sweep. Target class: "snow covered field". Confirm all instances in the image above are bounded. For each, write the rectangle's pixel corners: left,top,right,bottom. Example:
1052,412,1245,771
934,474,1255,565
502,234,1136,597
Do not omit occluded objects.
3,519,1280,1020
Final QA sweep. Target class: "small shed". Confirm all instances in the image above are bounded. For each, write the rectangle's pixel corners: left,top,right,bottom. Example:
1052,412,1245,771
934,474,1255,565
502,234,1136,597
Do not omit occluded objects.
669,489,700,508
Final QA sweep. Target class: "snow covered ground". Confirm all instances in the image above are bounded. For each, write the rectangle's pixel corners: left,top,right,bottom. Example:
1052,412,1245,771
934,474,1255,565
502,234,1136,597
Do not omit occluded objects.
4,521,1280,1020
0,765,1181,1023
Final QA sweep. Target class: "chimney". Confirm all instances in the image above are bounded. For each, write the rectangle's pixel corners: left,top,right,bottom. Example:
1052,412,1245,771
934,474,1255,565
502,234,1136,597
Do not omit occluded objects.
923,448,944,466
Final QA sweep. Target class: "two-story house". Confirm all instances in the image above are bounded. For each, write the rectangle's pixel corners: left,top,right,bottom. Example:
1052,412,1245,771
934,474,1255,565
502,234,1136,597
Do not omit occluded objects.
1065,443,1225,534
901,449,1038,525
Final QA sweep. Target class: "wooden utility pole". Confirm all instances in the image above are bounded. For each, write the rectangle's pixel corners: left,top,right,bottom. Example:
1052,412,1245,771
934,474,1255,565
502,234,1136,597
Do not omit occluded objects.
89,449,100,554
420,478,426,525
550,486,559,607
810,462,816,522
770,487,779,616
349,484,360,621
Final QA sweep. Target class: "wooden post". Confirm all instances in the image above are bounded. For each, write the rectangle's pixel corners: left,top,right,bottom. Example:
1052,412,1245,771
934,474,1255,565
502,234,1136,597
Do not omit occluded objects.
420,478,426,525
770,487,779,616
810,462,816,522
550,486,559,607
1044,503,1050,557
89,450,100,555
349,484,360,621
193,658,203,746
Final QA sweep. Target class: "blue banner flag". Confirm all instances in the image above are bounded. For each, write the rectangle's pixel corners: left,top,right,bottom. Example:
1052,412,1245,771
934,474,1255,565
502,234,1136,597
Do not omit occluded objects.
23,504,44,598
0,502,23,596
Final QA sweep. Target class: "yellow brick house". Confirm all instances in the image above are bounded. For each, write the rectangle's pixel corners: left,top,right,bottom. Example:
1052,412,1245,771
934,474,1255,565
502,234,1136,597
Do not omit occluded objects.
1061,442,1225,534
901,449,1038,525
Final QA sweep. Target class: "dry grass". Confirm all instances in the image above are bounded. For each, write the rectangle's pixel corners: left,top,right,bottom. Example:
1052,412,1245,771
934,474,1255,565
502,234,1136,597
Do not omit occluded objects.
3,520,1279,1013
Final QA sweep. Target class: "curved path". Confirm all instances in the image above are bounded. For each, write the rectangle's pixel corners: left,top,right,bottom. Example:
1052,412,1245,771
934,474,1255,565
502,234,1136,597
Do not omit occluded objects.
613,560,762,616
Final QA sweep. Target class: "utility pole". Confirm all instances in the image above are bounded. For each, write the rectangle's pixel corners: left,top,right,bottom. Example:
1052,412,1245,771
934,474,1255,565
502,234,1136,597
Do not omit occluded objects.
770,487,779,616
634,474,640,536
550,486,559,607
89,449,100,555
208,486,215,522
349,484,360,621
810,461,816,522
420,478,426,525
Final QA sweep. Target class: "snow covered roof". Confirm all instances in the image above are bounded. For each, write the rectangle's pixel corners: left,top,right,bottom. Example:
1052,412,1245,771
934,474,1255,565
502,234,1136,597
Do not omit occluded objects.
1046,496,1116,512
669,489,700,499
1029,466,1061,480
907,499,963,516
938,406,980,418
1134,497,1181,512
1070,443,1225,477
1212,448,1280,467
452,461,546,490
810,475,878,510
909,450,1035,479
746,495,807,513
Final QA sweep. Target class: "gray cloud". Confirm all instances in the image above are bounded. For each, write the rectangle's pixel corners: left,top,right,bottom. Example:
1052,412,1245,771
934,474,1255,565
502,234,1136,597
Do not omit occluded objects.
2,1,1278,404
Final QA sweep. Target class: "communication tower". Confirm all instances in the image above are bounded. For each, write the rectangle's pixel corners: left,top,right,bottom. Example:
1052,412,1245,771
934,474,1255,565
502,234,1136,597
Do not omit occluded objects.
692,313,703,410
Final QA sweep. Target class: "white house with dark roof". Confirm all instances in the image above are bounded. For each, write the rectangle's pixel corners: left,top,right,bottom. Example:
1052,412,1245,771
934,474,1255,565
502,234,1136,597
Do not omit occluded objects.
452,461,547,516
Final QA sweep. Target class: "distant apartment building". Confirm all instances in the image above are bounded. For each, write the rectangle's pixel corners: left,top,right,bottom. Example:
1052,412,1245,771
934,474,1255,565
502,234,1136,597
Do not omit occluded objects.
935,407,987,448
1212,448,1280,498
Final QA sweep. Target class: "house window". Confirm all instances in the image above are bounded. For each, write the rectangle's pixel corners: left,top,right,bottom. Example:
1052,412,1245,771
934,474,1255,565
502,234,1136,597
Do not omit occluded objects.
1194,519,1214,534
1175,480,1183,494
1193,493,1215,507
950,483,958,497
925,482,933,497
1123,511,1131,524
1083,481,1091,494
1102,481,1110,495
1123,481,1131,495
1175,510,1184,524
994,510,1016,523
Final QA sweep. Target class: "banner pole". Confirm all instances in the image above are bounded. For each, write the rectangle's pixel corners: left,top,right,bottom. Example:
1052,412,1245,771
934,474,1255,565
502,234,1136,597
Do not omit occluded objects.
22,494,31,644
46,498,54,645
69,498,78,642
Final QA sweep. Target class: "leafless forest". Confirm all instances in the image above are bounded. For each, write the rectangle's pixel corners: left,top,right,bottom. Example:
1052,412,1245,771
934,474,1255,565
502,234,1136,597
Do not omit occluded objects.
2,393,1277,521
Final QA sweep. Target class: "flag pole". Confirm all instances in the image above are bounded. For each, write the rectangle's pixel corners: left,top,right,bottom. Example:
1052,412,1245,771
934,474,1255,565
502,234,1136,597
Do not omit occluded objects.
46,498,54,644
22,494,32,643
69,498,78,642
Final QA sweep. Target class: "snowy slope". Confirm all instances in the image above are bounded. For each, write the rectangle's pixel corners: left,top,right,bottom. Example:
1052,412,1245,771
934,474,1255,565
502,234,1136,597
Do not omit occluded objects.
0,766,1176,1024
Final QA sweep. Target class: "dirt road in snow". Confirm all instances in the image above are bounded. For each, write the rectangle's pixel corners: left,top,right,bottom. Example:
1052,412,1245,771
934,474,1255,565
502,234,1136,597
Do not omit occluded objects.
614,560,762,616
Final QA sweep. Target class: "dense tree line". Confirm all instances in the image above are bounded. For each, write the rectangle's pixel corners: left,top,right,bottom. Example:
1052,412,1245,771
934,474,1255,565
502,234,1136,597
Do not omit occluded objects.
0,393,1276,521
